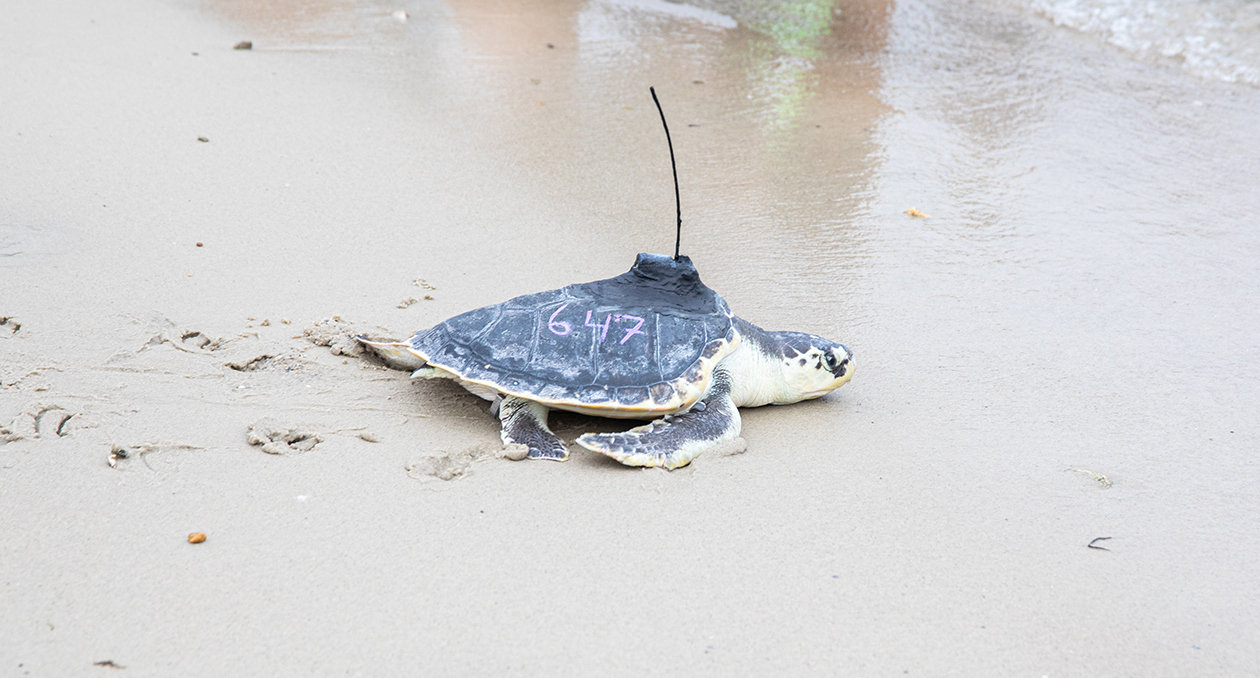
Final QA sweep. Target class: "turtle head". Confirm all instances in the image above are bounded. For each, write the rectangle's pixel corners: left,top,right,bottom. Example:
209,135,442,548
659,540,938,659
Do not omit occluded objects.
772,332,854,402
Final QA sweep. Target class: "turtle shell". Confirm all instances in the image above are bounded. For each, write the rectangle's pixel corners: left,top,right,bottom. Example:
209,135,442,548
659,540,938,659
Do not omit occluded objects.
406,253,739,417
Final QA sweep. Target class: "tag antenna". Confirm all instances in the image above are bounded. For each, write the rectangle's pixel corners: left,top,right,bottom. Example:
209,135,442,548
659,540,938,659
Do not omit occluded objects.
649,86,682,260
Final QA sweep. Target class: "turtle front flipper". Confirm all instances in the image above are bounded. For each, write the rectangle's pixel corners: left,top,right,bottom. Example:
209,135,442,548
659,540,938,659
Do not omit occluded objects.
577,370,741,470
500,396,569,461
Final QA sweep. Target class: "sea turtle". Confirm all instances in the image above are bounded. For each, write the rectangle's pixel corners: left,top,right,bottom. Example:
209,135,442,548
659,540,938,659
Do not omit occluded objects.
357,252,853,469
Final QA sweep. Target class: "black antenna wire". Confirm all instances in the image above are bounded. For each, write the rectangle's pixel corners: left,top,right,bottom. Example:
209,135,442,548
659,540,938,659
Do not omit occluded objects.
649,86,682,260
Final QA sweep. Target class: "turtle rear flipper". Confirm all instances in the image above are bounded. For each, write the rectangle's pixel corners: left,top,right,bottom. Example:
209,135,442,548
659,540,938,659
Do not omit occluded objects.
578,370,740,470
500,396,568,461
356,337,428,371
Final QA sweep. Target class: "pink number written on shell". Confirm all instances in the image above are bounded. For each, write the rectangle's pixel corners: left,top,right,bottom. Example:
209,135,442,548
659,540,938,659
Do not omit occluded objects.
546,305,646,345
584,311,611,342
547,304,572,335
614,314,646,344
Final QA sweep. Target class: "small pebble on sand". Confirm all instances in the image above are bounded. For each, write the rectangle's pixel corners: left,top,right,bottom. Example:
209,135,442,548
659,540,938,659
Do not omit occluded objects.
234,41,252,50
188,532,206,544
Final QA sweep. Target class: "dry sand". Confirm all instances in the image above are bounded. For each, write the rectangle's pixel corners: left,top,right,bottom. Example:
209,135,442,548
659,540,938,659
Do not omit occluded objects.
3,0,1259,675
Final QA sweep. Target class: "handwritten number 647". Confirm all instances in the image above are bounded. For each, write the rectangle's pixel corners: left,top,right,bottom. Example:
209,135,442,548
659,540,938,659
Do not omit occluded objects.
548,304,645,344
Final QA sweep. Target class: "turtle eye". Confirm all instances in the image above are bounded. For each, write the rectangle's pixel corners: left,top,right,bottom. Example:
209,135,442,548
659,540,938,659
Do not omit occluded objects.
824,353,838,371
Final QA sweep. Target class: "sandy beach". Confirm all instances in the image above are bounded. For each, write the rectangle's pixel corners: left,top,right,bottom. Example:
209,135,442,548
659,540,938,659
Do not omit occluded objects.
3,0,1259,675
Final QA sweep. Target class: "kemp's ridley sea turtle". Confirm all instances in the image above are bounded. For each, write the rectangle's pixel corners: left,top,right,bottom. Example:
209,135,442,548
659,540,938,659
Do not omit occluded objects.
357,89,853,469
358,252,853,469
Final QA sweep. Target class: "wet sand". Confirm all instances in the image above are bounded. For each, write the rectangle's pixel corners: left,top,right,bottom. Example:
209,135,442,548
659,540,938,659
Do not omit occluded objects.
3,0,1258,675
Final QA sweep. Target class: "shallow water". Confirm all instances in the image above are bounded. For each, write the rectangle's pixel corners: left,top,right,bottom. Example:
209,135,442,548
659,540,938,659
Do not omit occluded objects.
1017,0,1260,85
